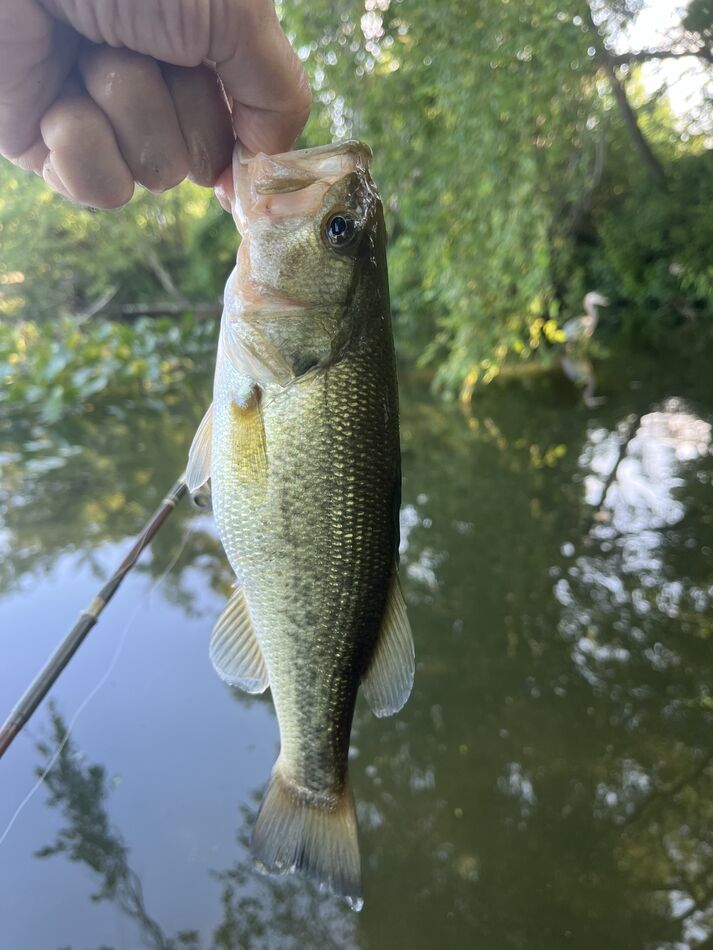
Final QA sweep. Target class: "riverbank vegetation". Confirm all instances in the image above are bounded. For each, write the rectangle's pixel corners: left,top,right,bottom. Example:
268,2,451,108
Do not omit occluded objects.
0,0,711,413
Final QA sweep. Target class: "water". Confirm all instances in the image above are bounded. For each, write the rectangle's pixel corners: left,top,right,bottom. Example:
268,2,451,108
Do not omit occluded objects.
1,353,712,949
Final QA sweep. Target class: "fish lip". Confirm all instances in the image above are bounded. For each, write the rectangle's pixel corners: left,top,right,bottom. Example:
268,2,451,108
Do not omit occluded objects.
232,140,373,232
237,139,372,171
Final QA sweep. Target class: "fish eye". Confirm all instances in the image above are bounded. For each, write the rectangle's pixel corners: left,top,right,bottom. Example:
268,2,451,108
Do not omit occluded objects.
323,210,357,251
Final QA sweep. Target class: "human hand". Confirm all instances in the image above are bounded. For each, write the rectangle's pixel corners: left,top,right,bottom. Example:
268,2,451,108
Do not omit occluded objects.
0,0,311,209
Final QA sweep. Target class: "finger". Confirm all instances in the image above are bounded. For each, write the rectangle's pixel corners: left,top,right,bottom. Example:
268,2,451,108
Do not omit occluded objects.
212,6,311,155
0,1,78,158
41,0,311,158
41,0,212,66
40,87,134,208
7,138,50,176
42,155,72,200
79,44,189,192
214,167,234,213
162,64,234,186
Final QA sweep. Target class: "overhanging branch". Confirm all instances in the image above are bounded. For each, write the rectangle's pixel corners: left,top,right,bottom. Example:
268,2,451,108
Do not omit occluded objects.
611,47,713,66
583,4,668,188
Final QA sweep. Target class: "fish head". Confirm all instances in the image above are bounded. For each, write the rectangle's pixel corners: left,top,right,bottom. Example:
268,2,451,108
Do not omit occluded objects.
231,141,385,312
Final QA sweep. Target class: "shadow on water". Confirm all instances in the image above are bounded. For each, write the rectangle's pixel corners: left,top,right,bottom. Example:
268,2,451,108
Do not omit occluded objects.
1,350,713,948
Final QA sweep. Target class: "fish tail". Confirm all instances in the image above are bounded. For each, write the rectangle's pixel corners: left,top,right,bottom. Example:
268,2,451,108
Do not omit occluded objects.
250,760,363,910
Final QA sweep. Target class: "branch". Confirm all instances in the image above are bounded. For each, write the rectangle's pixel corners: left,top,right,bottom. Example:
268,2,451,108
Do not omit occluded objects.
75,285,119,324
145,249,187,304
103,300,222,317
593,412,642,511
583,4,668,188
611,47,713,66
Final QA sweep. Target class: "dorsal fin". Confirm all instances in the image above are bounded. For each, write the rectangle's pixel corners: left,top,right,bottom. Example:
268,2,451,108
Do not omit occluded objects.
361,573,414,717
210,587,269,694
186,403,213,494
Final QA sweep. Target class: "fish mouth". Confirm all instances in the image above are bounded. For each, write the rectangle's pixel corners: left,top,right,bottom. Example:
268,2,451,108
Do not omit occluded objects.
232,141,373,234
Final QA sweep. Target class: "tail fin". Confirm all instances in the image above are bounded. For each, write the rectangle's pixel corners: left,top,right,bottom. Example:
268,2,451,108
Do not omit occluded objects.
250,762,363,910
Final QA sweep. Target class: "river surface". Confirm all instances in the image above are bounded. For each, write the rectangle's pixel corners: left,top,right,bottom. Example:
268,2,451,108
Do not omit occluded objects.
1,352,712,950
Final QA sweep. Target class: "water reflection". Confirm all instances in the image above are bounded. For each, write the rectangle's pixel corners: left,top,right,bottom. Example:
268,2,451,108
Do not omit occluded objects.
35,708,182,950
34,706,358,950
0,389,234,602
2,355,713,948
552,394,713,947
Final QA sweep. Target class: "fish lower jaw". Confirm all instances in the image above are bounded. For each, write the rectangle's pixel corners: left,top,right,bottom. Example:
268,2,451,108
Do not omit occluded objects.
227,261,305,313
233,282,305,314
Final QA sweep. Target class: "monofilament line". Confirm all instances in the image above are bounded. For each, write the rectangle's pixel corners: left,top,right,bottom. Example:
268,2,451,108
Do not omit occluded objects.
0,524,193,847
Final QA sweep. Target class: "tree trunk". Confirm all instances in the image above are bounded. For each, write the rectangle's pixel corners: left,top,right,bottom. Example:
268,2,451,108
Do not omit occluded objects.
583,4,667,188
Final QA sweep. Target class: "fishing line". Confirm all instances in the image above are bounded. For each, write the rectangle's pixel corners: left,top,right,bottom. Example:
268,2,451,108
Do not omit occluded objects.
0,524,194,848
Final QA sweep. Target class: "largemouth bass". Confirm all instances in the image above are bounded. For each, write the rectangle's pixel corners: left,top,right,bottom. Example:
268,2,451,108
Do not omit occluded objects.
186,141,414,909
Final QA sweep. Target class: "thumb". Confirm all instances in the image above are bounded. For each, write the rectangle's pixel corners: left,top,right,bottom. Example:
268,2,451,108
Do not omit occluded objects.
213,6,311,155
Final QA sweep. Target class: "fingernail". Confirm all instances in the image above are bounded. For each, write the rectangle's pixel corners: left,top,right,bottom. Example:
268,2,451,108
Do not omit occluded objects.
214,183,233,213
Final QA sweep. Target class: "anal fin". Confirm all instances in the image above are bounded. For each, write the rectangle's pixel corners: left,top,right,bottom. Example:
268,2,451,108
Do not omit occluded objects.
210,587,269,694
361,573,415,718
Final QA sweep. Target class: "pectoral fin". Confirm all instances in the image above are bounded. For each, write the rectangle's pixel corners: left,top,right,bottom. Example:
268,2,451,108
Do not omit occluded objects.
231,391,268,484
222,319,294,388
210,587,269,694
186,403,213,494
361,573,415,717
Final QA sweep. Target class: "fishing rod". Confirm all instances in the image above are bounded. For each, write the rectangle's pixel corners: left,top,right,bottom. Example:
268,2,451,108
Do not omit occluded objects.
0,474,188,760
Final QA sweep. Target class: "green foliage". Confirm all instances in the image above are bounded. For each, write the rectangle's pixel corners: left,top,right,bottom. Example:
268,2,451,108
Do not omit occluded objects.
684,0,713,44
0,163,236,316
0,312,216,424
591,151,713,347
0,0,711,405
284,0,604,393
283,0,713,395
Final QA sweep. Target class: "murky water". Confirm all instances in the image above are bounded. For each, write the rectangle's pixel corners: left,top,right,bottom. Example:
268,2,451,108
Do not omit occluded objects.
1,352,712,949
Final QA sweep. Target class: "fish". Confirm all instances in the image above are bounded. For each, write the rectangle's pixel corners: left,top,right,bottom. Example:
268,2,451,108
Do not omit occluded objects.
186,141,414,910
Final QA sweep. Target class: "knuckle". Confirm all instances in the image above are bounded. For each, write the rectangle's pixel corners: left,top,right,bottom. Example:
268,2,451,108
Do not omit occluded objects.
209,0,277,61
80,46,158,98
40,99,98,151
160,0,211,64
